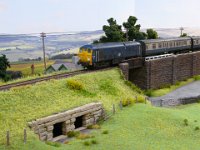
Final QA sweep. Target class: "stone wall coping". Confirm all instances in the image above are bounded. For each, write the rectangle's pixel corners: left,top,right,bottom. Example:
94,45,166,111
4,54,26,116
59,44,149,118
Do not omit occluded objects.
28,102,102,126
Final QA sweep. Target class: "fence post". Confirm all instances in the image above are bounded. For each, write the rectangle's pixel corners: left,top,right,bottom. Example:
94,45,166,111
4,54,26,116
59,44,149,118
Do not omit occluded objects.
24,129,27,144
119,101,123,110
112,104,115,115
160,99,163,107
6,131,10,146
145,97,147,104
135,96,138,103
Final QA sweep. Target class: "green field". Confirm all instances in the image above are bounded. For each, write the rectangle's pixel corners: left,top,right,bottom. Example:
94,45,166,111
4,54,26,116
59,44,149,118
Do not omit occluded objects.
8,60,55,77
0,68,200,150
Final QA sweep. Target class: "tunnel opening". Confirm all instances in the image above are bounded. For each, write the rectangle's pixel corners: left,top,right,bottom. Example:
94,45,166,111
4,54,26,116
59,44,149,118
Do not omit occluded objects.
74,116,83,129
53,122,64,138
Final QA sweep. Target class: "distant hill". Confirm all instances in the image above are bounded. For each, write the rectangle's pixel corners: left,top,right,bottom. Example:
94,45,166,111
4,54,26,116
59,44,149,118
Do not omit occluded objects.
0,28,200,62
0,30,104,62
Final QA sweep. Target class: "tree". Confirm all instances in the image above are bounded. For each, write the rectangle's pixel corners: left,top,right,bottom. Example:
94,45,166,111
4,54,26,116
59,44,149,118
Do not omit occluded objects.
146,29,158,39
180,33,188,37
123,16,147,41
94,18,126,43
0,55,10,81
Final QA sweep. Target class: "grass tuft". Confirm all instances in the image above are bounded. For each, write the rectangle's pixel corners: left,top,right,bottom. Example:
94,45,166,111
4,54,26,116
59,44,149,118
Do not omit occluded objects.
76,133,93,140
67,131,80,137
102,130,109,134
195,126,200,131
87,124,101,129
183,119,189,126
66,79,84,90
83,141,91,146
91,139,98,144
46,141,61,147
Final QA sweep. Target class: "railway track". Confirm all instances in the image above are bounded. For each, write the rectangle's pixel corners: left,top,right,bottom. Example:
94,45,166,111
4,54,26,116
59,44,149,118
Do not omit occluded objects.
0,67,114,91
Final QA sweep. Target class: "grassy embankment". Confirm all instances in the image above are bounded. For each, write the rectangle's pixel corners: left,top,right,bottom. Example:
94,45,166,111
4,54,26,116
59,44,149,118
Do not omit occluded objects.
0,68,144,149
1,68,200,150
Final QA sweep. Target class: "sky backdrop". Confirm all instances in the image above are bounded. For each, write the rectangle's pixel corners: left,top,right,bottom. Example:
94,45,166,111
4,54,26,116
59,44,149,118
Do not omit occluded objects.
0,0,199,34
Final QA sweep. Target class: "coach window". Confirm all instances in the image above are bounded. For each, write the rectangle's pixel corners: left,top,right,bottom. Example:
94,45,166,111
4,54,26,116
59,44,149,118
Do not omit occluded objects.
146,45,149,50
152,43,156,49
158,43,162,48
170,42,172,47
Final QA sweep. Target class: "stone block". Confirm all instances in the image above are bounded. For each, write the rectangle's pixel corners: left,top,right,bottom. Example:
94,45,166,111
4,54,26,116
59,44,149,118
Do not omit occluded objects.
38,128,46,133
46,133,53,139
39,131,47,137
65,120,70,125
47,126,53,131
71,118,75,123
39,135,47,141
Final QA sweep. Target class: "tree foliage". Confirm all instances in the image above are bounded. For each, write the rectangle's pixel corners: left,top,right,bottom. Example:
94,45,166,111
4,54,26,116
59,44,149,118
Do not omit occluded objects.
0,54,10,81
123,16,147,41
94,16,154,44
180,33,188,37
146,29,158,39
96,18,126,43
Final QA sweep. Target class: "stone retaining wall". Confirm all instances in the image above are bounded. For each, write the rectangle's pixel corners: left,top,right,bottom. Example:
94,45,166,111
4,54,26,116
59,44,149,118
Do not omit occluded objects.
151,96,200,107
28,102,104,141
128,51,200,89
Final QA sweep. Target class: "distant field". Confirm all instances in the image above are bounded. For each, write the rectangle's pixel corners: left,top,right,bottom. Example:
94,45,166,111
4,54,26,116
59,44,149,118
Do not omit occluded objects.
8,60,55,76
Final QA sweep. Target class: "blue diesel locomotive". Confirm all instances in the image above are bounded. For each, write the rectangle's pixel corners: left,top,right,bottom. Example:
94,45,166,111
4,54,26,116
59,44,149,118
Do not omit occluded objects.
78,37,200,69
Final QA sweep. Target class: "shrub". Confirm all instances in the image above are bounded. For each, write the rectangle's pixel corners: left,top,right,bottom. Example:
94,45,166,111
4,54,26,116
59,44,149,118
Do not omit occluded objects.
122,97,135,107
136,95,145,103
145,90,153,97
87,124,101,129
194,75,200,81
67,131,80,137
102,130,109,134
91,139,98,144
183,119,188,126
66,79,83,90
76,133,92,140
46,141,61,147
83,141,91,146
195,126,200,131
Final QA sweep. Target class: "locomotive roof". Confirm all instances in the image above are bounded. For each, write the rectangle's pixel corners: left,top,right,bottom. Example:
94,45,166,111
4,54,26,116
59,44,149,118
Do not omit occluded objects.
140,37,191,43
81,41,140,50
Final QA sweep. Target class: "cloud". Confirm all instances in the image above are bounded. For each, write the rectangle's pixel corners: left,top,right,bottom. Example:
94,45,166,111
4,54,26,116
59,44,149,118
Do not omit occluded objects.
54,11,66,19
0,2,7,12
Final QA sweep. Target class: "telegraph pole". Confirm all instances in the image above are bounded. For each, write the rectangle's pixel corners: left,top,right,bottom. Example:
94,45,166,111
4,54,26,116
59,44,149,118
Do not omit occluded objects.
180,27,184,36
40,32,47,71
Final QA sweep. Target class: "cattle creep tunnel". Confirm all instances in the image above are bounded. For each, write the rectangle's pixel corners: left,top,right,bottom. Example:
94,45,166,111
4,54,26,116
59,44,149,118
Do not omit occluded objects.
53,122,64,138
28,103,103,141
75,116,83,129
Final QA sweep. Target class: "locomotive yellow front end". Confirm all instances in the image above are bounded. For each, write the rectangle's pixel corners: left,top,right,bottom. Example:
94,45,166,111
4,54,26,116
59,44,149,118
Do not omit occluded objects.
77,47,93,68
